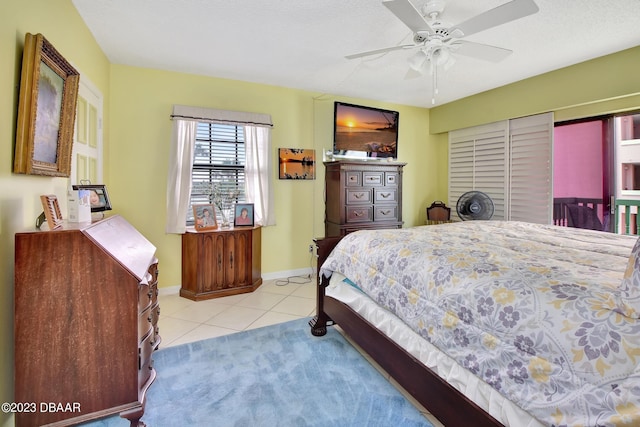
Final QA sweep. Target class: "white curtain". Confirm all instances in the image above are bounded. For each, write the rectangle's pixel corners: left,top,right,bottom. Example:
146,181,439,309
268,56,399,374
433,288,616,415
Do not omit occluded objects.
244,125,276,226
166,105,274,233
166,119,196,234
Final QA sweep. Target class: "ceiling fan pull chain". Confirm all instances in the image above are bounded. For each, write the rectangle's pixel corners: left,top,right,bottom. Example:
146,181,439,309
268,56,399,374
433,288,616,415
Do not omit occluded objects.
432,60,437,105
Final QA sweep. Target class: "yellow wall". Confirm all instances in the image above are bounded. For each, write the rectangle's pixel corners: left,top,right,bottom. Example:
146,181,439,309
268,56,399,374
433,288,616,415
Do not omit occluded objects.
2,3,438,420
108,65,436,288
2,1,637,426
1,1,111,425
430,45,640,133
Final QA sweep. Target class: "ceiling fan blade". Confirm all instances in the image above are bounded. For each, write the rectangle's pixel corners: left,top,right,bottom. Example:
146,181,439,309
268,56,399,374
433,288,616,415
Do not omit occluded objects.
449,0,539,38
382,0,433,34
345,44,414,60
451,40,512,62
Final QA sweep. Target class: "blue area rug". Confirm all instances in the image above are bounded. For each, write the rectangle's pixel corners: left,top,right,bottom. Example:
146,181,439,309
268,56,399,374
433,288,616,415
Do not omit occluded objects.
82,318,432,427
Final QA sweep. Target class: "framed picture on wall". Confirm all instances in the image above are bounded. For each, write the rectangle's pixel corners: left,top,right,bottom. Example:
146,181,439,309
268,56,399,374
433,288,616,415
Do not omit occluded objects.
234,203,254,227
14,33,80,177
278,148,316,180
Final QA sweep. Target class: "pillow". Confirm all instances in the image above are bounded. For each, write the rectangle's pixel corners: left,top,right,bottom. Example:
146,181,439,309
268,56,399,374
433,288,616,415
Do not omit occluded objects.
616,237,640,318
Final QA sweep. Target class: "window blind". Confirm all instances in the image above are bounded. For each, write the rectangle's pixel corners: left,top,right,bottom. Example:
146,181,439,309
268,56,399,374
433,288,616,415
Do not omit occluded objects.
188,123,246,224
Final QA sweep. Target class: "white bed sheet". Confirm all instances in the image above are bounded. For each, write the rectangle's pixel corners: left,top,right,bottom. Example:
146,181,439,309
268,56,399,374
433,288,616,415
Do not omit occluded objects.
326,272,545,427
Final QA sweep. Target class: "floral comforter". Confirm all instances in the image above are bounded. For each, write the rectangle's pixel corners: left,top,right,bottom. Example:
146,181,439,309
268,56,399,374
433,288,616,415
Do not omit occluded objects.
320,221,640,426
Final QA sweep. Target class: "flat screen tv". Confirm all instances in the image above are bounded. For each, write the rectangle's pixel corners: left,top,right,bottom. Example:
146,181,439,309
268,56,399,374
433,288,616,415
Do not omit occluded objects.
333,102,399,159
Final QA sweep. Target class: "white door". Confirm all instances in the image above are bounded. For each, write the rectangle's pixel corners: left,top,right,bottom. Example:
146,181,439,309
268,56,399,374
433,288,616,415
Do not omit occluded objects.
71,77,103,185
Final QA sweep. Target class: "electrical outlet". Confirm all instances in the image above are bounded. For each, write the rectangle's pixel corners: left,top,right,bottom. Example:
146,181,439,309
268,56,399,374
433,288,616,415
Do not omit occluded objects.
308,244,314,253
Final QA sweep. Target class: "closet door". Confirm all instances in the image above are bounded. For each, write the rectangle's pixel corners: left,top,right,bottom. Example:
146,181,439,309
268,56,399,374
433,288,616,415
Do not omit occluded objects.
449,121,509,220
509,113,553,224
448,113,553,224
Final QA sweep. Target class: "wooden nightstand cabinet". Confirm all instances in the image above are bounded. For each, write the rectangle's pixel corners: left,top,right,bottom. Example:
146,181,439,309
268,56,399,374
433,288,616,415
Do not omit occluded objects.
180,226,262,300
325,160,406,236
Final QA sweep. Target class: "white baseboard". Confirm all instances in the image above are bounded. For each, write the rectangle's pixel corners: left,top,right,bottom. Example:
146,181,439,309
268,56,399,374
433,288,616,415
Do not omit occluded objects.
262,267,315,281
159,267,317,294
158,285,181,296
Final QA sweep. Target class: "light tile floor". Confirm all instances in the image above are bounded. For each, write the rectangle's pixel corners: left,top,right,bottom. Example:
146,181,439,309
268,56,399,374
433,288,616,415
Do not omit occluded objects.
158,276,443,426
158,277,316,347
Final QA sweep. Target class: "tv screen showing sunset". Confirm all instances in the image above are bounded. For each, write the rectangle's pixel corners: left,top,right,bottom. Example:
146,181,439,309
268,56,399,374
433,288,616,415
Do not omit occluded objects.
334,103,398,157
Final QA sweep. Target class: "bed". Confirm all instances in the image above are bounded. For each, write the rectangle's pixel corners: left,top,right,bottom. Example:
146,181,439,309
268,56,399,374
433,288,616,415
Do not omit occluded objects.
310,221,640,426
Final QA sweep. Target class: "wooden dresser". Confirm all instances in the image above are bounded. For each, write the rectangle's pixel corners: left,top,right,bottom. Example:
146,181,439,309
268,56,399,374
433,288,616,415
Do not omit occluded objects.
324,160,406,236
14,215,159,427
180,226,262,300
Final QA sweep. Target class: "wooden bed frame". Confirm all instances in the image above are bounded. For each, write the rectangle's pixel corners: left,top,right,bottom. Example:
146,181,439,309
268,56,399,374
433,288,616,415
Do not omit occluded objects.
309,236,503,427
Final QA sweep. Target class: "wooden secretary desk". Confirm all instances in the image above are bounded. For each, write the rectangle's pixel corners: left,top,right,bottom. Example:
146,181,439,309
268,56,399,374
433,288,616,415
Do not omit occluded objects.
14,215,160,426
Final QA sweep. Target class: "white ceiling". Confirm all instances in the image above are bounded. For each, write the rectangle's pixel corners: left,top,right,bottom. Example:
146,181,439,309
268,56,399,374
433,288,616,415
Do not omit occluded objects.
71,0,640,108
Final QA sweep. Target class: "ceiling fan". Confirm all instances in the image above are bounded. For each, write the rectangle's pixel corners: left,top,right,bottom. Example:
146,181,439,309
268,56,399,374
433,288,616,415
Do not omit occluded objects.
346,0,539,103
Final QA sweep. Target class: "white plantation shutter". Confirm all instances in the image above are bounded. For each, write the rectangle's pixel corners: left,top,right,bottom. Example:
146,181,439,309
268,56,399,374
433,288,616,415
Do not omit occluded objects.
449,113,553,223
449,121,509,220
449,138,474,206
509,113,553,224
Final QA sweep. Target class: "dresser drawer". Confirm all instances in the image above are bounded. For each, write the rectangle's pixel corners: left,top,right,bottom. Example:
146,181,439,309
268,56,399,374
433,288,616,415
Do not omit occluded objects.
345,171,361,186
138,332,155,387
346,206,373,223
148,260,159,285
374,188,397,204
374,206,398,221
139,306,154,339
385,172,399,186
138,282,154,312
346,188,371,204
363,172,383,186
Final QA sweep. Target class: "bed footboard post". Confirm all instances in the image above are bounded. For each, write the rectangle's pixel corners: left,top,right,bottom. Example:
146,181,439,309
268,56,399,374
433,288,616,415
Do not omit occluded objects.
309,272,331,336
309,236,343,337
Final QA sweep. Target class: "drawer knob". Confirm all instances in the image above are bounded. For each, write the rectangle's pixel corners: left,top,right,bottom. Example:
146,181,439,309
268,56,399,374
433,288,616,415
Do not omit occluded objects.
380,193,391,198
354,211,364,217
354,193,364,199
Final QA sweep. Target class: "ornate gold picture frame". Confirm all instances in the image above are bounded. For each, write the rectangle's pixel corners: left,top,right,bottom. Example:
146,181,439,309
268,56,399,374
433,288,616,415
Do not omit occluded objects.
14,33,80,177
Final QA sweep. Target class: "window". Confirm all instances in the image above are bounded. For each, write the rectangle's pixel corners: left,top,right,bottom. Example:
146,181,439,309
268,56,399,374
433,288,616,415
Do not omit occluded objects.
187,123,246,225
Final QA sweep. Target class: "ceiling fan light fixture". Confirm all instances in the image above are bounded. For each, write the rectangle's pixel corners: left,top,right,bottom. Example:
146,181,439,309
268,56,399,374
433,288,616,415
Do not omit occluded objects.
435,48,456,70
422,0,446,19
408,49,428,71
